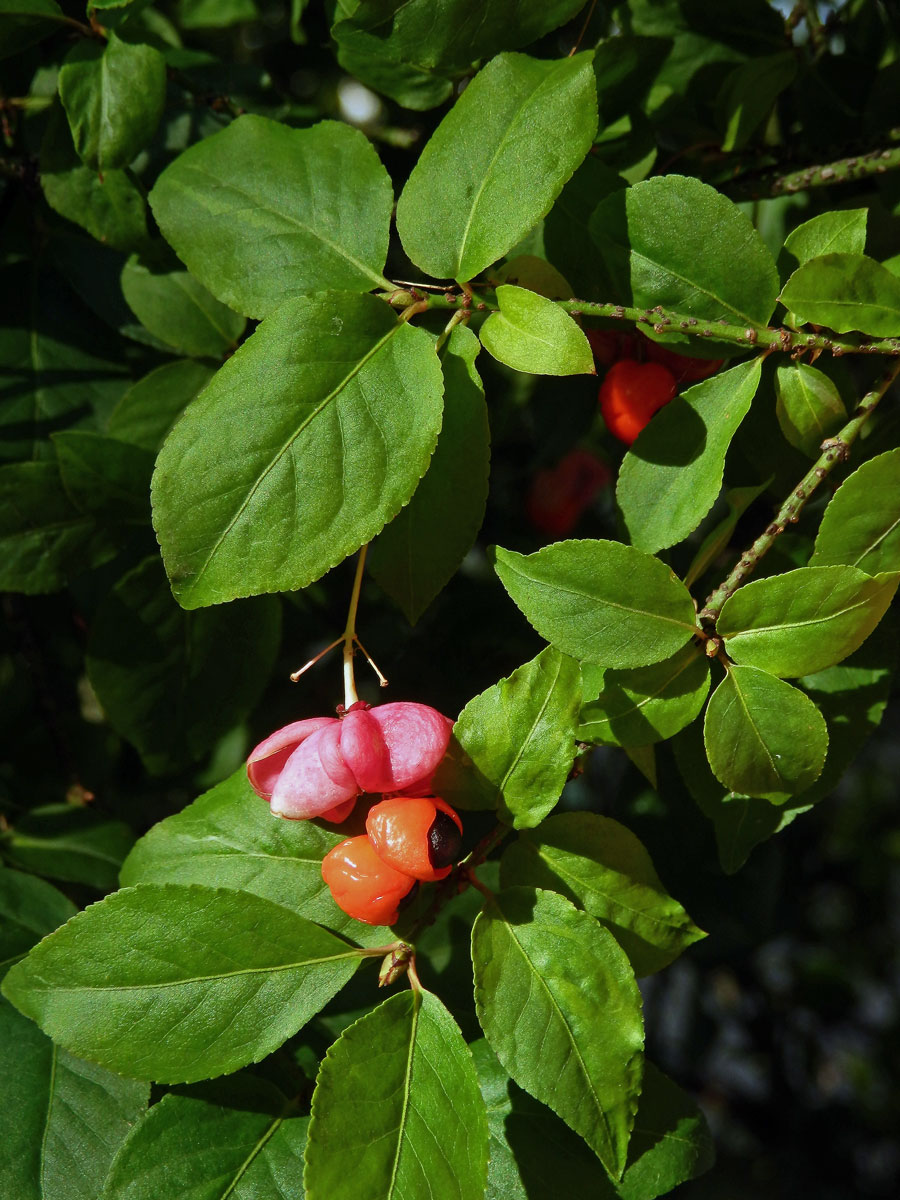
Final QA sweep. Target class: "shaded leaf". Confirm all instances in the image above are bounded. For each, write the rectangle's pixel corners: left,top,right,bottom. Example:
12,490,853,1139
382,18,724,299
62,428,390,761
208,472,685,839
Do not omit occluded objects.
120,258,246,359
717,52,796,151
52,431,153,524
811,448,900,574
501,814,705,976
107,360,215,452
0,868,76,979
3,806,135,892
774,362,846,458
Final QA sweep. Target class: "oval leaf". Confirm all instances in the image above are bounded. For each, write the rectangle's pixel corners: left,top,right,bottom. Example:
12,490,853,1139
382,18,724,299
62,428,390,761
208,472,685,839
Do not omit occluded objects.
151,292,444,608
480,285,594,375
811,448,900,574
501,814,706,976
774,362,846,458
472,887,644,1180
779,252,900,336
717,564,899,677
0,868,76,979
150,115,393,318
782,209,868,266
120,258,246,359
617,358,762,553
578,643,711,747
1,884,364,1082
492,540,698,667
703,665,828,802
397,52,597,282
305,989,488,1200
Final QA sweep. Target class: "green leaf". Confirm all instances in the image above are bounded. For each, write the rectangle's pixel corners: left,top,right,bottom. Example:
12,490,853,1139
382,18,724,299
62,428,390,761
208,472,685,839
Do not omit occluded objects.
544,155,627,301
40,104,149,254
150,115,393,319
107,360,216,452
782,209,868,266
500,814,705,976
0,0,66,62
717,52,796,151
448,646,582,829
396,52,597,282
589,175,779,327
52,431,153,524
305,990,489,1200
779,252,900,336
3,806,135,892
494,254,573,299
0,868,76,979
152,292,444,608
99,1077,308,1200
474,1042,712,1200
774,362,846,458
120,258,246,359
368,325,489,623
0,462,116,594
811,448,900,574
704,665,828,802
86,557,281,774
717,565,899,677
578,643,710,748
177,0,259,27
120,767,389,946
617,358,762,553
1,883,364,1083
492,540,698,667
480,285,594,375
0,996,149,1200
58,33,166,171
683,479,771,589
472,887,643,1179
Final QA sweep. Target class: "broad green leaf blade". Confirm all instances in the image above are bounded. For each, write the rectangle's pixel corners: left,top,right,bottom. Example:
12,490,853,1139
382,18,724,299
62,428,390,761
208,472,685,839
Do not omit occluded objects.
718,565,899,677
704,665,828,802
107,360,216,452
0,868,76,979
150,115,393,319
52,431,153,524
447,646,582,829
368,324,490,623
811,448,900,574
774,362,846,458
589,175,779,327
151,292,444,608
782,209,868,266
305,990,489,1200
500,814,705,976
473,1041,712,1200
120,768,389,947
396,52,597,282
3,806,135,892
1,884,364,1082
578,643,710,747
58,33,166,171
480,285,594,375
120,258,246,359
99,1077,308,1200
779,253,900,336
86,557,281,774
40,103,148,253
717,52,796,152
0,997,149,1200
492,540,698,667
472,887,644,1179
617,358,762,553
0,462,115,594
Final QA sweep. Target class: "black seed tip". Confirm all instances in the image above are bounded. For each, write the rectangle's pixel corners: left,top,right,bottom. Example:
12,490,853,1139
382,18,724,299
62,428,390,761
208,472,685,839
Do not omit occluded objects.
427,811,462,869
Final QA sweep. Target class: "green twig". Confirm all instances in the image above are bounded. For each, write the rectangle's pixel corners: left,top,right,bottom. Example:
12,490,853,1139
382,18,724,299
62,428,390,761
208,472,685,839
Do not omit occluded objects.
380,287,900,358
699,361,900,625
724,145,900,200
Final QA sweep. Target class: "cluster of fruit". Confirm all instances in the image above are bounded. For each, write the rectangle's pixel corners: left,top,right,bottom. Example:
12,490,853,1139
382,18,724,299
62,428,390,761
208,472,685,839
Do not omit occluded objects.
589,329,723,445
247,700,462,924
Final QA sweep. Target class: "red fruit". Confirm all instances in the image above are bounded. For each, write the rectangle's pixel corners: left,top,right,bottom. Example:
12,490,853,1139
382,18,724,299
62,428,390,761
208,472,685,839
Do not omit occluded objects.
643,339,723,383
321,835,417,926
598,359,677,446
526,448,610,537
586,328,637,366
246,701,453,821
366,796,463,883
